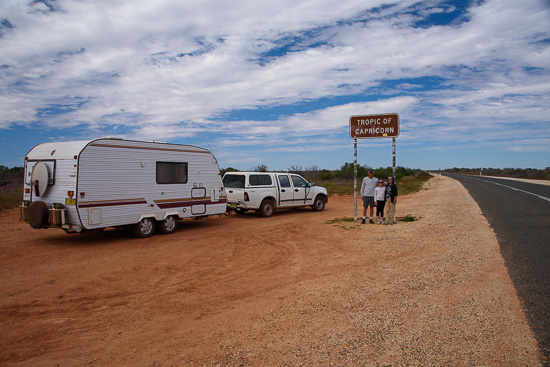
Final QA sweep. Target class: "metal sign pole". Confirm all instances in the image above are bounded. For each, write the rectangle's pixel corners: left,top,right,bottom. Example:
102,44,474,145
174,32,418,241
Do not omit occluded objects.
354,138,358,221
392,137,396,181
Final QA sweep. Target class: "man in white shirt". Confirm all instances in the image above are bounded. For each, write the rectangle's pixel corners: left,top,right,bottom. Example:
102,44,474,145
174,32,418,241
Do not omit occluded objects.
360,170,377,224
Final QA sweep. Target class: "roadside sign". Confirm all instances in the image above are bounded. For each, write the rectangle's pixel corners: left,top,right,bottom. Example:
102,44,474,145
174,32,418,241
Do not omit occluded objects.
349,113,399,139
350,112,400,221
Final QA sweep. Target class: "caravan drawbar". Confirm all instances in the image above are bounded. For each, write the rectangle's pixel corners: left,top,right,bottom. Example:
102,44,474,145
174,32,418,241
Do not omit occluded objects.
19,138,227,237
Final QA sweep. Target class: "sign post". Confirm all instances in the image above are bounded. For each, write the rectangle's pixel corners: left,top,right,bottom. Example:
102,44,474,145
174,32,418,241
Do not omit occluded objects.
353,138,358,221
349,113,400,221
392,137,396,180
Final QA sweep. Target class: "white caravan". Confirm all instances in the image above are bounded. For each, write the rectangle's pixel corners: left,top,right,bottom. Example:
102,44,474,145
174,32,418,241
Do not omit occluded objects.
20,138,227,237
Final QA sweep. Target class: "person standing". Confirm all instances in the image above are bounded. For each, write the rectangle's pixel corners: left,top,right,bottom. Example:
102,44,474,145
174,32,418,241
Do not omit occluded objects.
385,176,398,225
360,170,377,224
374,179,386,224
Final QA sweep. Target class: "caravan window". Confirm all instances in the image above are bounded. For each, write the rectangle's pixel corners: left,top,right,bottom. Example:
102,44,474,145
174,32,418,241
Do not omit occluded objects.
156,162,188,184
25,160,56,186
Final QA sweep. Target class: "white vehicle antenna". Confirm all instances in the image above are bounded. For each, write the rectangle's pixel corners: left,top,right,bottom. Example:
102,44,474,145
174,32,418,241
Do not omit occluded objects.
202,135,214,155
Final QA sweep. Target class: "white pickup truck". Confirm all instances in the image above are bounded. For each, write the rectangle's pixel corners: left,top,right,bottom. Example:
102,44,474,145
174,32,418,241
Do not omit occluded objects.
222,172,328,217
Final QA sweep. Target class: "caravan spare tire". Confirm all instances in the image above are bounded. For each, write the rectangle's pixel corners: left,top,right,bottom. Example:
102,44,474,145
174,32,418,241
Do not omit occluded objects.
28,201,49,229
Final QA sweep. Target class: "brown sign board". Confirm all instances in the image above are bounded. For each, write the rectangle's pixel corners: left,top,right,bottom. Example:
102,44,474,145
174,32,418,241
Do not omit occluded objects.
349,113,399,139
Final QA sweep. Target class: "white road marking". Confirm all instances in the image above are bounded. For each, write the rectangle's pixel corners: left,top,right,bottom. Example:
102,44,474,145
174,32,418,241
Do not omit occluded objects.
471,177,550,202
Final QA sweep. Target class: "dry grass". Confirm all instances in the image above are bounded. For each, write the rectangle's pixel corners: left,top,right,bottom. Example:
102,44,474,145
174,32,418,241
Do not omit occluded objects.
319,171,432,197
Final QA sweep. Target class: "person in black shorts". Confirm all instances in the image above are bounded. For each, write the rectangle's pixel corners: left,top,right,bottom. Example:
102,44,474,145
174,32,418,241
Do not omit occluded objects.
360,170,377,224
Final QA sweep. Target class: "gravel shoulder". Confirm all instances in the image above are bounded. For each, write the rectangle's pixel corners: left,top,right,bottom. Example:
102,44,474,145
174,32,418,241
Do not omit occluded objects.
0,175,542,366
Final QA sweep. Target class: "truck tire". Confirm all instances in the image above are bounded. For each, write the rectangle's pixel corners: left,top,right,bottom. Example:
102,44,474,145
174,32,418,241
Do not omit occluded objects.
259,199,275,217
133,217,155,238
157,215,177,234
312,195,326,211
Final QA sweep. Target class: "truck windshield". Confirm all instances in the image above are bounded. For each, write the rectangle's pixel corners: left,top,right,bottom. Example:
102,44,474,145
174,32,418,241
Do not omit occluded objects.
223,174,245,188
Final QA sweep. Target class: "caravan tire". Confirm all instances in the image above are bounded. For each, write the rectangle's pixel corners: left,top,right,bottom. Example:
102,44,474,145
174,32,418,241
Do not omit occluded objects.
28,201,49,229
133,218,155,238
157,215,177,234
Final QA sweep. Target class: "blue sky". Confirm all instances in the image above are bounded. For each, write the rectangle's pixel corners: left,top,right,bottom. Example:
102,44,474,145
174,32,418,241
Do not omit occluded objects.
1,0,549,171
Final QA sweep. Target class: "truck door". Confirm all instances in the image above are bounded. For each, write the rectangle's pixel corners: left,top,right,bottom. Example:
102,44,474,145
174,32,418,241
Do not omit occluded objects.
277,174,294,207
290,174,312,205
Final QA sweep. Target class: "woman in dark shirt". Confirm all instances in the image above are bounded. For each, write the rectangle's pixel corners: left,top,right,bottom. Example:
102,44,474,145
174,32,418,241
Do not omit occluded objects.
385,176,398,225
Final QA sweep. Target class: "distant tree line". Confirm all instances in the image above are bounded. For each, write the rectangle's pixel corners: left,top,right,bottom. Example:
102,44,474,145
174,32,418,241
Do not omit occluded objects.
3,163,548,198
220,163,417,182
444,167,550,180
222,164,550,182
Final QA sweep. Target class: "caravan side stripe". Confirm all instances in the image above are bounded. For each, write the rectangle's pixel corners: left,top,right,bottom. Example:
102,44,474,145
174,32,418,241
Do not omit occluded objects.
78,198,147,208
155,198,227,209
77,196,228,209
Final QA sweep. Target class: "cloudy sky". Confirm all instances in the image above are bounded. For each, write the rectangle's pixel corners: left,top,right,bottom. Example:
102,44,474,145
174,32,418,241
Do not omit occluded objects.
1,0,549,171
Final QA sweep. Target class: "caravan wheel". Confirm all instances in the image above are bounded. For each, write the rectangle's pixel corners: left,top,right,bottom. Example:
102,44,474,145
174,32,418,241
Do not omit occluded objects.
157,215,177,234
133,218,155,238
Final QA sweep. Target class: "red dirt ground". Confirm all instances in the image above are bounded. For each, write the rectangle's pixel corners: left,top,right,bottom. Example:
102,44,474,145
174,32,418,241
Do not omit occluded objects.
0,176,541,366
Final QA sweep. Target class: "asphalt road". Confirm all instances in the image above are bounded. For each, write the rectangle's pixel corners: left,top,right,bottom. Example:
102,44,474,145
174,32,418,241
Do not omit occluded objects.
444,174,550,365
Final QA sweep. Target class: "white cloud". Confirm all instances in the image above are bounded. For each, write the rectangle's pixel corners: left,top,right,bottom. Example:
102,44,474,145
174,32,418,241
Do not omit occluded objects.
0,0,549,169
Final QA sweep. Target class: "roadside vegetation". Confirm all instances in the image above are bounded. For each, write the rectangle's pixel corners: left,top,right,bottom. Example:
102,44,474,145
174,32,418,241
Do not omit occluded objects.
222,163,432,197
443,167,550,181
0,166,23,210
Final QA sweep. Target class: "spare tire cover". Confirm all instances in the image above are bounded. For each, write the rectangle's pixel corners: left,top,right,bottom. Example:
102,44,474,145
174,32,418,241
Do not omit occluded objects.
31,162,50,197
28,201,49,229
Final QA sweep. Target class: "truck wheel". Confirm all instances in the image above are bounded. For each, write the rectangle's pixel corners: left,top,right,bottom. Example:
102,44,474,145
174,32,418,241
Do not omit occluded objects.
312,196,326,212
133,217,155,238
259,199,275,217
157,215,177,234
